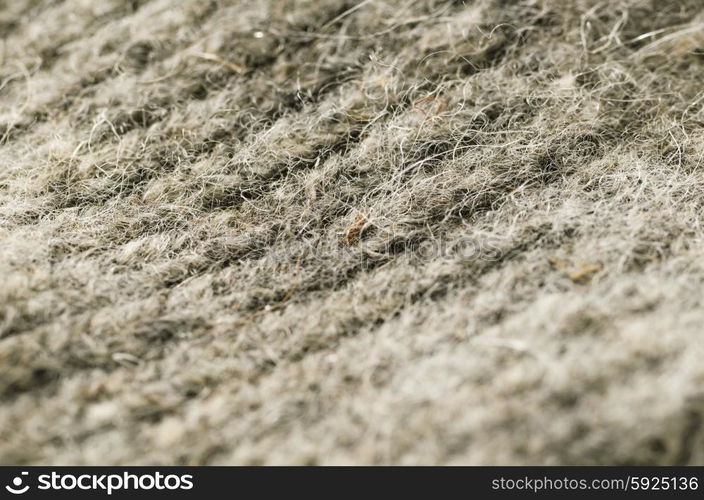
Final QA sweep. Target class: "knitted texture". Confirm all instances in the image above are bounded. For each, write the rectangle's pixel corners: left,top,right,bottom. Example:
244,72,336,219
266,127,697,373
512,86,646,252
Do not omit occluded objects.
1,0,704,464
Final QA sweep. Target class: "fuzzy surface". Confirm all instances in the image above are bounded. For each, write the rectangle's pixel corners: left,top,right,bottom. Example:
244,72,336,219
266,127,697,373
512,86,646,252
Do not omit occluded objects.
1,0,704,465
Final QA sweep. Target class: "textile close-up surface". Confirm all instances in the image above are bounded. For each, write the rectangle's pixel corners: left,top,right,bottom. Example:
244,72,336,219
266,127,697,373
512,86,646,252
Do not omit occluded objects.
1,0,704,464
